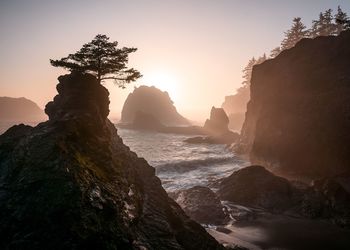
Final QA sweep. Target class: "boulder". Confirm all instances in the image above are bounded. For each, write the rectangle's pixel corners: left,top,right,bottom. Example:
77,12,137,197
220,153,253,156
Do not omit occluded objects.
217,166,294,211
172,186,229,225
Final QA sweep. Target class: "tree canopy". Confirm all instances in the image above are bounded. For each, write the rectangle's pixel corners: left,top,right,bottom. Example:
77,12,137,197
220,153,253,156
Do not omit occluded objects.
50,34,141,87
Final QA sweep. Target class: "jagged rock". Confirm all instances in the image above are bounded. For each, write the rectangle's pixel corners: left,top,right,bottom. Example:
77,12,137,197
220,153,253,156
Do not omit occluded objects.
120,85,189,126
217,166,294,211
237,31,350,177
0,73,224,250
203,107,230,135
184,107,238,145
172,186,229,225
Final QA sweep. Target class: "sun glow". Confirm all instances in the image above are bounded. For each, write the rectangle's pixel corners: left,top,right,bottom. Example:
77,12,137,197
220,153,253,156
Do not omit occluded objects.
140,70,180,104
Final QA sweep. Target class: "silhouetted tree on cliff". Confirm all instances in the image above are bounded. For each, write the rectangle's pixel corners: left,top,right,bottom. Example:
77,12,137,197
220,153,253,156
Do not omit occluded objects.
50,34,141,87
281,17,308,50
335,6,350,34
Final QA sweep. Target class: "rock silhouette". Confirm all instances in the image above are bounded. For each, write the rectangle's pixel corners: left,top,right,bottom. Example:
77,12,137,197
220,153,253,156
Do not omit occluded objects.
121,85,189,126
237,30,350,178
0,72,224,250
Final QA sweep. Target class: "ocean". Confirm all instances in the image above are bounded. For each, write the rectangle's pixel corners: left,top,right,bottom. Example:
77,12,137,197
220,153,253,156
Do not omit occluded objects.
117,127,249,193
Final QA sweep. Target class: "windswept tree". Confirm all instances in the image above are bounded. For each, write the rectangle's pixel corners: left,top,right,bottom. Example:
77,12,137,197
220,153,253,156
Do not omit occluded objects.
50,34,141,87
281,17,308,50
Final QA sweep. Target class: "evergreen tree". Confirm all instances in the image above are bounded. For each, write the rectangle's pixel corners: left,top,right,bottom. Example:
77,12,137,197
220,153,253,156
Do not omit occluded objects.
270,47,281,58
281,17,308,50
50,34,141,87
323,9,336,35
335,6,350,34
242,57,256,85
310,12,325,38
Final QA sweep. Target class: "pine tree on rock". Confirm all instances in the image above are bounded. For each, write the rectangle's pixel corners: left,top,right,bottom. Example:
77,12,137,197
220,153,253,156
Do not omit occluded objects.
270,47,281,58
335,6,350,35
281,17,308,50
50,34,141,87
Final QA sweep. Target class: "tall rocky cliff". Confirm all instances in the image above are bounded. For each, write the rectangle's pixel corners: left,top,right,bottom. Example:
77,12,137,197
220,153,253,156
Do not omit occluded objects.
238,31,350,178
0,73,223,250
120,86,189,126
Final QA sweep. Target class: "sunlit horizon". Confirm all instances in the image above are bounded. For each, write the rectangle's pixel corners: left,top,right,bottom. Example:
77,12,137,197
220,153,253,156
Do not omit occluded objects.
1,0,350,123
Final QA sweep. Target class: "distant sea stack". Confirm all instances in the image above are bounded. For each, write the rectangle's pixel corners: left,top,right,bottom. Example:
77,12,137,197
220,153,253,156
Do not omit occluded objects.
237,30,350,178
0,96,46,122
120,85,190,126
0,72,223,250
221,86,249,132
0,97,46,134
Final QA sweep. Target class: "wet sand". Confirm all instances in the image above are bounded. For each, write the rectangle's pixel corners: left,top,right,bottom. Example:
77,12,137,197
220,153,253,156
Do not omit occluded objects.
208,213,350,250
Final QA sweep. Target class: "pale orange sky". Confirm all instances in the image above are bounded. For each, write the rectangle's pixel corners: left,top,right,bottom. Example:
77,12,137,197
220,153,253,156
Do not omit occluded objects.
1,0,349,122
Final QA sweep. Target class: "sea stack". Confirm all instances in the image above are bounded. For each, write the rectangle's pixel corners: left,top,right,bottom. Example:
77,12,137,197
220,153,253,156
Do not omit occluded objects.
120,85,189,126
0,72,223,250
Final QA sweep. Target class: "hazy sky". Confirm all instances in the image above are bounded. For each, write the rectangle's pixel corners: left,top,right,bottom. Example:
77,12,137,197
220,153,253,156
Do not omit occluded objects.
1,0,349,122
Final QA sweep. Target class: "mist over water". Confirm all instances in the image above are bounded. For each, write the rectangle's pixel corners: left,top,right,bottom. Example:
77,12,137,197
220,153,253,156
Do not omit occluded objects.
117,127,249,192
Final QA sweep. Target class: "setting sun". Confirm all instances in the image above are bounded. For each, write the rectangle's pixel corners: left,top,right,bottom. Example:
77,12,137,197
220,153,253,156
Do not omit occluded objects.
140,70,180,103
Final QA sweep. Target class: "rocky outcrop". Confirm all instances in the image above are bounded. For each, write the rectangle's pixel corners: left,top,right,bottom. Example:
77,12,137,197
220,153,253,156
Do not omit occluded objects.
217,166,350,228
185,107,239,145
120,85,189,126
0,73,224,250
218,166,294,211
237,31,350,178
203,107,230,135
171,186,229,225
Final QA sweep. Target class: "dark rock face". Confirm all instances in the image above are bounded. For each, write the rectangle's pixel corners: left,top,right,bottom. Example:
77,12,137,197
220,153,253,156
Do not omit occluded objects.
203,107,229,135
237,31,350,177
172,186,229,225
121,85,189,126
0,73,223,250
218,166,294,211
217,165,350,228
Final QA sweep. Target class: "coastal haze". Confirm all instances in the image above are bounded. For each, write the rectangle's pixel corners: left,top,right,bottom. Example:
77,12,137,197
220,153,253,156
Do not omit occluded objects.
1,0,349,122
1,1,350,250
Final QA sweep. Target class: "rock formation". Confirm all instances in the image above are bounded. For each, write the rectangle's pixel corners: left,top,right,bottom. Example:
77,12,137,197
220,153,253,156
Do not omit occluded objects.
237,31,350,178
216,166,350,228
221,86,249,132
120,85,189,126
218,166,294,211
184,107,239,145
203,107,230,135
0,72,224,250
171,186,229,225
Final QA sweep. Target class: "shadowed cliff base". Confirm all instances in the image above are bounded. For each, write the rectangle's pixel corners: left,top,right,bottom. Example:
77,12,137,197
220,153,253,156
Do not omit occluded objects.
0,72,224,250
